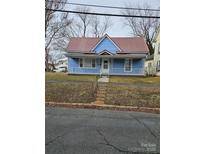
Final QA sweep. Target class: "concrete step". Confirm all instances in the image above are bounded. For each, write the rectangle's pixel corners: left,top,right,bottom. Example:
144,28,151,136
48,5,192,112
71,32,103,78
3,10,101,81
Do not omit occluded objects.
98,84,107,87
97,89,106,92
97,93,106,97
98,87,106,90
97,90,106,94
96,97,105,101
93,101,104,104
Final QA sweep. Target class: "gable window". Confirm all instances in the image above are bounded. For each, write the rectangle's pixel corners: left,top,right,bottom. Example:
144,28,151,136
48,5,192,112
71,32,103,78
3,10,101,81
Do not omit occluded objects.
124,59,132,72
79,58,96,68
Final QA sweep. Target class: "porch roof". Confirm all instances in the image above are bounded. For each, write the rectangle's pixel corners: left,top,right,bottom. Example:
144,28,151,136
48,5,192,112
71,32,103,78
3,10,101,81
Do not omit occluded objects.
64,52,147,58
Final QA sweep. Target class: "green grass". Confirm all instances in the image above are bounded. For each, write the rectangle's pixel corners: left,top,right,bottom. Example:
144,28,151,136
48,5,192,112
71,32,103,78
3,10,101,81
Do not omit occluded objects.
109,76,160,84
45,72,97,82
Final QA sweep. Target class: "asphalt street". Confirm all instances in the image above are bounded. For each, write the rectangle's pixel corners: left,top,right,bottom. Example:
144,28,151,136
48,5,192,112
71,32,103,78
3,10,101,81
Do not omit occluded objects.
46,107,160,154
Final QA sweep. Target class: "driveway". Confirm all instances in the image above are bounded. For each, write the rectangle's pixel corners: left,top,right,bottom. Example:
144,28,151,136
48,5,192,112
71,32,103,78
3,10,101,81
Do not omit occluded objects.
46,107,160,154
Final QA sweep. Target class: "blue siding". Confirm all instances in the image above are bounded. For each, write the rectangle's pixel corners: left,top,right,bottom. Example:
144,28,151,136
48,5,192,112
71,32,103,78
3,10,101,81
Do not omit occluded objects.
68,58,101,74
68,57,145,76
94,37,119,54
110,59,144,75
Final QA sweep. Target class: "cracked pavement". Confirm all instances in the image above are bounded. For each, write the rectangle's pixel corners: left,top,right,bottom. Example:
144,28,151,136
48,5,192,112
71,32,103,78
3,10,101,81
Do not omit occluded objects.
46,107,160,154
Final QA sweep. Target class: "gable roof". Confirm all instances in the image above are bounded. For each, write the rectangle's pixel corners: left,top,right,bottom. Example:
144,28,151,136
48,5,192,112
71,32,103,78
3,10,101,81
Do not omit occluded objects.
91,34,122,52
67,35,149,54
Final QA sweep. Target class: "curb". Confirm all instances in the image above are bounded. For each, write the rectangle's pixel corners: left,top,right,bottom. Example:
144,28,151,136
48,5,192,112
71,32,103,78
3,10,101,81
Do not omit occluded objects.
45,102,160,114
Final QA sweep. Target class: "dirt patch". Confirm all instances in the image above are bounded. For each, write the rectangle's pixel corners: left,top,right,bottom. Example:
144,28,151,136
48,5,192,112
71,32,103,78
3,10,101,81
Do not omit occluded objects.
105,83,160,108
45,81,97,103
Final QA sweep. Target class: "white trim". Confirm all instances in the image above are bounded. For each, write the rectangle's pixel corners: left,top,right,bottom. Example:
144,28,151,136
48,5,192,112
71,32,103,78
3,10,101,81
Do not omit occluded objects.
79,58,96,69
91,34,122,52
124,58,133,72
98,50,113,55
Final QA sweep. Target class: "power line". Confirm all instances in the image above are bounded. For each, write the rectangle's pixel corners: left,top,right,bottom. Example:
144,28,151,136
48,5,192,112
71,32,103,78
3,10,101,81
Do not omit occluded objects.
46,8,160,19
48,1,160,12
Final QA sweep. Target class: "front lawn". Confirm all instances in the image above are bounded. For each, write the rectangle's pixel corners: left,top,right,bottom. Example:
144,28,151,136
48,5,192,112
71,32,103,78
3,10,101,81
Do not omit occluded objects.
46,81,96,103
45,72,97,103
105,83,160,108
45,72,97,82
45,73,160,107
109,76,160,85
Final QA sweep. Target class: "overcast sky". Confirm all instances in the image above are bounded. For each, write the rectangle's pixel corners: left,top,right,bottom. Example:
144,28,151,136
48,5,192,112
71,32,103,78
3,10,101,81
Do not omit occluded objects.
67,0,160,36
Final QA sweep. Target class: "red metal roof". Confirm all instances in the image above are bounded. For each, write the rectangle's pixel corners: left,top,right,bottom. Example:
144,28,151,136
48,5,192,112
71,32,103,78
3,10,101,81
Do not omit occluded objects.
67,36,149,54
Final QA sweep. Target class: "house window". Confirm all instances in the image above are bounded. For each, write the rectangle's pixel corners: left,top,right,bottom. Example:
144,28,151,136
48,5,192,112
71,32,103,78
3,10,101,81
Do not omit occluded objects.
158,43,160,54
79,58,96,68
79,58,83,68
156,60,160,71
84,58,92,67
92,59,96,68
124,59,132,72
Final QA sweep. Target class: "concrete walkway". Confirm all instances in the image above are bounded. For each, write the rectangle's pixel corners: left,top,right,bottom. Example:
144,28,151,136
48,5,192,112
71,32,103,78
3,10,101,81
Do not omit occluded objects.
93,76,109,105
97,76,109,82
93,82,107,105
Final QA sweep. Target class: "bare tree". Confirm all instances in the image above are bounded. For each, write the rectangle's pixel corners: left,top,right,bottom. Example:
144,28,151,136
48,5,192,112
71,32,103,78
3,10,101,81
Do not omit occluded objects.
75,7,92,37
122,3,159,55
91,16,112,37
45,0,72,71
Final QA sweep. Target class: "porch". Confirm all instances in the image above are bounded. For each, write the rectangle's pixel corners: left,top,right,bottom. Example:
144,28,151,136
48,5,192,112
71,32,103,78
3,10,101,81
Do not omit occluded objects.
68,57,145,76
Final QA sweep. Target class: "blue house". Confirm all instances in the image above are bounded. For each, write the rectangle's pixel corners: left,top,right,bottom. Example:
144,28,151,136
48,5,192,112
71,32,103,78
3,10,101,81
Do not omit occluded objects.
65,34,149,76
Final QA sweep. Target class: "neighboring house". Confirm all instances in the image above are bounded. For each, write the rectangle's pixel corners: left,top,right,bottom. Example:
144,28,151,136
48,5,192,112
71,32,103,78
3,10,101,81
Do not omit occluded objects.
145,29,160,76
145,54,154,76
65,34,149,76
54,57,68,72
47,63,55,71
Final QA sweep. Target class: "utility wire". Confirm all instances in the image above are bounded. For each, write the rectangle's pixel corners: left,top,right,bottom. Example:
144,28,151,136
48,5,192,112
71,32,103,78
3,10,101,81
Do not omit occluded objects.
48,1,160,12
46,8,160,19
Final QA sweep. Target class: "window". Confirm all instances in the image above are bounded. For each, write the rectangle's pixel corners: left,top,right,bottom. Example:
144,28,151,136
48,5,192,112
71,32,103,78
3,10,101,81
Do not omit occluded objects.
156,60,160,71
79,58,96,68
158,43,160,54
148,62,152,68
92,59,96,68
84,59,92,67
79,58,83,68
124,59,132,72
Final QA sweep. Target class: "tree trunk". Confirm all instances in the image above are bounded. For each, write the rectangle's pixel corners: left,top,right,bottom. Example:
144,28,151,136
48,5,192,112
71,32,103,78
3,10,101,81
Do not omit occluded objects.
45,48,50,72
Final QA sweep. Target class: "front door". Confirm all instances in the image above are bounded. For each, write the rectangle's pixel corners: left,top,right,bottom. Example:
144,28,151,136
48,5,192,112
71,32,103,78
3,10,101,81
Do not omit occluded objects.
101,59,109,74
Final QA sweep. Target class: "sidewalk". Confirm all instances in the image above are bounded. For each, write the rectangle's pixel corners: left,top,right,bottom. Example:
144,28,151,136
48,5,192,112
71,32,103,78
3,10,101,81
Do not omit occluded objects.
45,102,160,114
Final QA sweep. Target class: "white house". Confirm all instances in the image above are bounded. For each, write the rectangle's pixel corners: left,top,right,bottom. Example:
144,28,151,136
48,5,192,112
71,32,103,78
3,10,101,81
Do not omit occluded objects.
145,29,160,76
